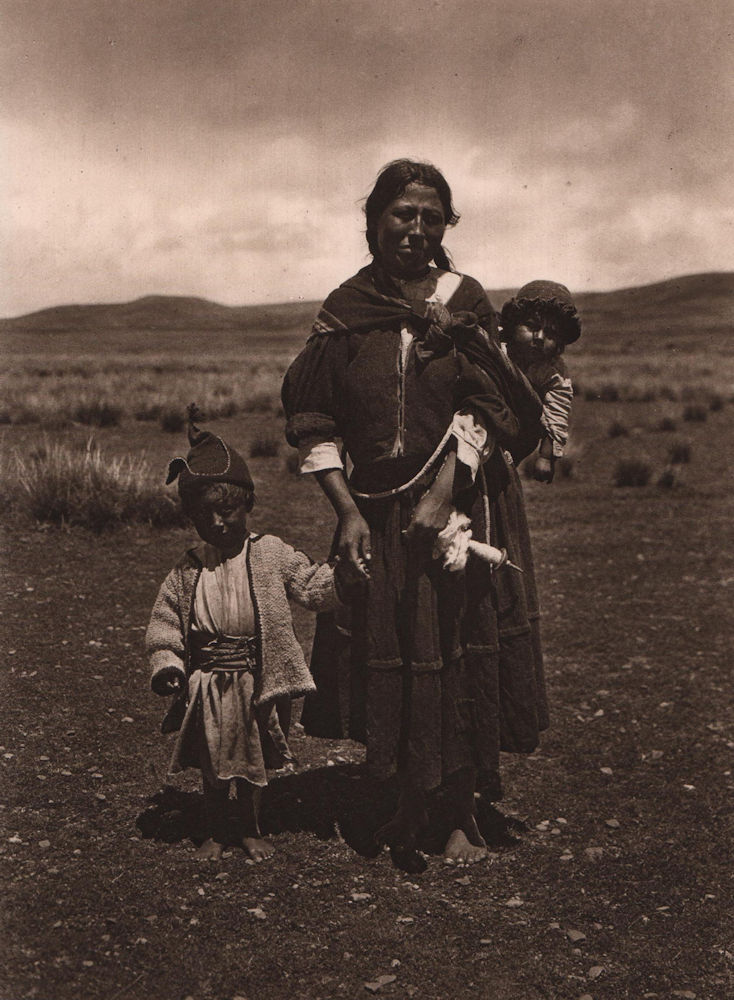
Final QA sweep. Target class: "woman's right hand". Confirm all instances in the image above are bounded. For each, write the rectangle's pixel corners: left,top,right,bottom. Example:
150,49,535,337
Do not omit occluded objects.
337,510,372,579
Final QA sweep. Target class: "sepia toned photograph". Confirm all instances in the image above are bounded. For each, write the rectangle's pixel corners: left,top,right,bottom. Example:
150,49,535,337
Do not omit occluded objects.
2,2,732,998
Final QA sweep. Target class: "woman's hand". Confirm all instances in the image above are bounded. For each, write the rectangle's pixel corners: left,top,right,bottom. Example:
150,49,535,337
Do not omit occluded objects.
315,469,371,580
151,665,186,697
404,451,456,545
337,509,372,579
405,490,453,544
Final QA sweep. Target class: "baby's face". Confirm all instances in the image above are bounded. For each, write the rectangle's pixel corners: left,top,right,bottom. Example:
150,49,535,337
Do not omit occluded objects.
510,323,560,363
188,487,250,555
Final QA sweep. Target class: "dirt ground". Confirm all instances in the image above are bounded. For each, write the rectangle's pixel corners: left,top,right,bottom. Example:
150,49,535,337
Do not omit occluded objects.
2,397,733,1000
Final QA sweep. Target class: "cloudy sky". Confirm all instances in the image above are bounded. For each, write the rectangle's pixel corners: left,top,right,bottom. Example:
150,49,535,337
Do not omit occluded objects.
2,0,732,316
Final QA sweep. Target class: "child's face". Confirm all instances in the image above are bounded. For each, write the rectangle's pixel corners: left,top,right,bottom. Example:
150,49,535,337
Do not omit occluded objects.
187,486,251,554
510,323,560,364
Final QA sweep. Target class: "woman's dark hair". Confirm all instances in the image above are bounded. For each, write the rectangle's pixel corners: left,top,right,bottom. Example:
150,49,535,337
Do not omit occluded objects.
178,479,255,514
364,159,460,270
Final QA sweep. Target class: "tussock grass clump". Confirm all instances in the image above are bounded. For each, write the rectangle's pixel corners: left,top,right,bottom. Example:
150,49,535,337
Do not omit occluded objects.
599,384,621,403
656,416,677,432
583,383,621,403
249,434,280,459
614,458,651,488
668,441,691,465
134,403,163,422
242,391,279,413
159,408,186,433
12,438,187,532
709,394,725,412
73,399,123,428
208,398,239,419
682,404,707,423
626,387,658,403
555,454,576,479
608,419,630,439
657,467,678,489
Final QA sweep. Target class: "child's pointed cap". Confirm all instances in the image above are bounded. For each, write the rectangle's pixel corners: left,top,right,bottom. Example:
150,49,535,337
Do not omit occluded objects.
512,280,581,343
165,404,253,489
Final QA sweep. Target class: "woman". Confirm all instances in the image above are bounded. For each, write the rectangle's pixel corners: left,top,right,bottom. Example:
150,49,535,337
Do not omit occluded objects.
282,159,548,871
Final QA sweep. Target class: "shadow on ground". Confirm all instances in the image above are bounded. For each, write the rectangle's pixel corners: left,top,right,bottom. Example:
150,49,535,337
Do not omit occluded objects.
135,763,527,860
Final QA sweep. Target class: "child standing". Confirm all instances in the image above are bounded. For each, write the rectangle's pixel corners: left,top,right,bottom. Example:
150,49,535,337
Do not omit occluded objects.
500,280,582,482
147,411,345,861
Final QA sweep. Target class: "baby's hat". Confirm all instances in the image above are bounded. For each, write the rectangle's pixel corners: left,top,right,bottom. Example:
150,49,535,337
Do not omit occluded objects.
166,404,253,490
506,280,581,344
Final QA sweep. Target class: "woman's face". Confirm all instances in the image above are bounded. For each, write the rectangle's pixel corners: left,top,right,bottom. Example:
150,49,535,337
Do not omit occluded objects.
376,182,446,278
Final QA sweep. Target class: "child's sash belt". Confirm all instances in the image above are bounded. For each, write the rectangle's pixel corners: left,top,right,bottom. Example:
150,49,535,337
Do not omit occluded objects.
190,634,257,673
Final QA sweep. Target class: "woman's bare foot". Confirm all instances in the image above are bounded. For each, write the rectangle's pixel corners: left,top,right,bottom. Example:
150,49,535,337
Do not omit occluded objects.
242,836,275,862
443,827,488,866
195,838,223,861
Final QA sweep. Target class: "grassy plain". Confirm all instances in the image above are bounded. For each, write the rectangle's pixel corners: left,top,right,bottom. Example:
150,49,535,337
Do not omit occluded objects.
1,274,733,999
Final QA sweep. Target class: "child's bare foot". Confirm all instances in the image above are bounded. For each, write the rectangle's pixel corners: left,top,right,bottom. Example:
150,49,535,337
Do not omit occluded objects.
443,824,488,866
242,836,275,862
195,838,223,861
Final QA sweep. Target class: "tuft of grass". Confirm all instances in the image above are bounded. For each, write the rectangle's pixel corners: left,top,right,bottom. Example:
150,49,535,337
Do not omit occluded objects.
583,383,621,403
249,434,280,459
209,399,239,419
656,416,677,432
626,387,658,403
614,458,651,488
11,437,187,532
608,419,630,439
555,453,576,479
599,384,621,403
159,408,186,433
668,441,691,465
134,403,163,422
73,399,122,427
709,394,724,412
682,404,707,423
242,391,278,413
657,467,678,489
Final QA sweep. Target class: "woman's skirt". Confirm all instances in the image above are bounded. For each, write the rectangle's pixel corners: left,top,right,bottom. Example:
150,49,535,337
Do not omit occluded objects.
302,453,548,799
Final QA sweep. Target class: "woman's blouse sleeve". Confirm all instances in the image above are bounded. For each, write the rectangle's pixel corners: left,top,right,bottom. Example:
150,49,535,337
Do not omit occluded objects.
281,319,349,472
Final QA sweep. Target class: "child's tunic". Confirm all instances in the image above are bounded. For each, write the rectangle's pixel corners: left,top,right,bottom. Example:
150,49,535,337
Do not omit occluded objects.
169,540,290,787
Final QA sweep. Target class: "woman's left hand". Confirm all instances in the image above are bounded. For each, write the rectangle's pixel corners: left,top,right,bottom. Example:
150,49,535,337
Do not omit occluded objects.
404,491,453,544
404,451,457,544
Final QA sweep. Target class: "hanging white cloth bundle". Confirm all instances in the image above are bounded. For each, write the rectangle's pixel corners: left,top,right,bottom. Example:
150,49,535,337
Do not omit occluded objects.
432,510,523,574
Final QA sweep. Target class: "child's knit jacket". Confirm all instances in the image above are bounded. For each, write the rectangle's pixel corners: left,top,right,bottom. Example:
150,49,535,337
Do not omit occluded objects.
146,533,339,731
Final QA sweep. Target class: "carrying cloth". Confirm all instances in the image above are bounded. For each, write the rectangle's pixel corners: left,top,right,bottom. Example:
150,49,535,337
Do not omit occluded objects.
297,264,543,462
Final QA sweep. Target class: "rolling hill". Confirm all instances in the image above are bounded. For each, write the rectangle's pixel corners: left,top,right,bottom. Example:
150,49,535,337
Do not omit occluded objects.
1,273,732,349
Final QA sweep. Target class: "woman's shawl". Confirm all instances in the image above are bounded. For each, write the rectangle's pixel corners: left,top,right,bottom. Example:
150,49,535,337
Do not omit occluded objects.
296,265,543,462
